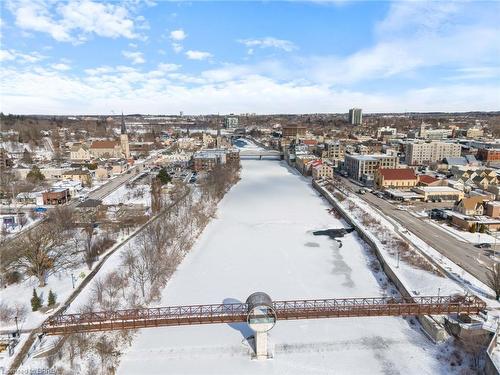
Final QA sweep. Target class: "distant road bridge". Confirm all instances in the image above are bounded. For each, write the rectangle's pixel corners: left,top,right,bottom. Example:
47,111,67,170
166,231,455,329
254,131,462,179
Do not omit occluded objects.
239,149,283,159
42,294,485,335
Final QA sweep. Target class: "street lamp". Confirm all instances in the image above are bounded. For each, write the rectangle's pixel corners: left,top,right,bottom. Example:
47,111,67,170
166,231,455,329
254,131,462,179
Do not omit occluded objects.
494,232,498,259
70,273,76,289
14,316,19,335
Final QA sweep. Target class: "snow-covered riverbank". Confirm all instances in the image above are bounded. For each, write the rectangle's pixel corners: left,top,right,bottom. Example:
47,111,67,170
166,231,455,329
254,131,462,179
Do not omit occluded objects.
118,151,458,374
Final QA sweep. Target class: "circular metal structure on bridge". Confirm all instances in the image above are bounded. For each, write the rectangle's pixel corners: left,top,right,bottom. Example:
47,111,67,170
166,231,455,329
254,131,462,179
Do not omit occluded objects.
246,292,277,333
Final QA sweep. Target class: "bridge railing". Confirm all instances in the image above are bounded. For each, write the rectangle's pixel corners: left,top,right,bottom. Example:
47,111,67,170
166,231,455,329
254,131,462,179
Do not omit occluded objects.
41,295,486,335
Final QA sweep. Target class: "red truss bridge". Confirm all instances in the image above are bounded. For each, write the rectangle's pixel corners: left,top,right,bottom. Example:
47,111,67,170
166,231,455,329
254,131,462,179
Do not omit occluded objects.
41,294,486,336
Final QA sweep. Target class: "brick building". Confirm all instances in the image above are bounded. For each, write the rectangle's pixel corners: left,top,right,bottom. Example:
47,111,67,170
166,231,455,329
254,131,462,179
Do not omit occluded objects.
42,189,70,205
374,168,418,190
477,148,500,162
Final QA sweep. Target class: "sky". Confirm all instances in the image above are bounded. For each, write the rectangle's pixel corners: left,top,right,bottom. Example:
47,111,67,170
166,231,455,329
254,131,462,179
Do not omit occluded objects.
0,0,499,115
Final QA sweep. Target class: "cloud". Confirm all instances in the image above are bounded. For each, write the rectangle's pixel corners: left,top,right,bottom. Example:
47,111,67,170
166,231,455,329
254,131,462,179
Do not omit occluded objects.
2,63,499,115
84,66,114,75
239,37,297,52
294,1,500,85
169,29,186,53
7,0,141,43
185,50,212,60
0,49,45,63
122,50,145,64
169,29,186,41
0,50,15,62
157,63,181,72
51,63,71,71
446,67,500,81
172,42,183,53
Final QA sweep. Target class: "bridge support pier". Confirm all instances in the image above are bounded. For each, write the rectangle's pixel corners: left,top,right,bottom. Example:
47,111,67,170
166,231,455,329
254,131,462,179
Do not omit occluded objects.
253,331,271,360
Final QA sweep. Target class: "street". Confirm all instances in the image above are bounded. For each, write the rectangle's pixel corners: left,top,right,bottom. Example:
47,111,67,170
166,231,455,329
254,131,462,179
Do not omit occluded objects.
1,162,147,245
339,177,493,285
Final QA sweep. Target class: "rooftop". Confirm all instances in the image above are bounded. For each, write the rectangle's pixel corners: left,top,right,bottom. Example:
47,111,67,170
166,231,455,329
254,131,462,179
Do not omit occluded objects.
418,175,440,184
91,140,119,149
346,154,395,161
414,186,462,193
378,168,416,180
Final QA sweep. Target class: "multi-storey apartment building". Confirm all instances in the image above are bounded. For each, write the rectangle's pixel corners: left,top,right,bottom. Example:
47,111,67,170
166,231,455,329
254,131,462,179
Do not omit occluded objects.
224,115,239,128
405,141,461,165
192,149,240,172
419,123,453,140
321,141,345,166
348,108,362,125
282,125,307,138
344,154,398,183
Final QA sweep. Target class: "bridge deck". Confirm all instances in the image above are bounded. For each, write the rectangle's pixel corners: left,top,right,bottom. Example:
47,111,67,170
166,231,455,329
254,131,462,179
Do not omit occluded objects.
42,295,485,335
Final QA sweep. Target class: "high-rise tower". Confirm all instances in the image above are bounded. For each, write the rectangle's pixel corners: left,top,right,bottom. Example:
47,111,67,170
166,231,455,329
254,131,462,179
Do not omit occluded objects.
348,108,362,125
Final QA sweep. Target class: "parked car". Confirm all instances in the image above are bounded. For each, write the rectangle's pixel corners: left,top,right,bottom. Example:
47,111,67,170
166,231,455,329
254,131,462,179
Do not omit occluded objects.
475,243,492,249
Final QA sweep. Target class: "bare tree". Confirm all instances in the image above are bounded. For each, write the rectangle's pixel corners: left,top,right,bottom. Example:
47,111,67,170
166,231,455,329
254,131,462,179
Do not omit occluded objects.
461,334,490,371
93,335,120,374
122,247,148,300
8,224,75,286
48,206,76,231
151,177,163,215
486,262,500,300
79,208,99,269
101,271,126,309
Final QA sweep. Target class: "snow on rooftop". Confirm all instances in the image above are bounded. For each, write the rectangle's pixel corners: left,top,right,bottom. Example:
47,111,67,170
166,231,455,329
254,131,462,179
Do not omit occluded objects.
414,186,462,193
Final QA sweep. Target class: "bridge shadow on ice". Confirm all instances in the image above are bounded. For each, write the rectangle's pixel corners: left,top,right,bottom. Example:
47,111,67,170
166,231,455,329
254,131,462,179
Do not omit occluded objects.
222,298,255,351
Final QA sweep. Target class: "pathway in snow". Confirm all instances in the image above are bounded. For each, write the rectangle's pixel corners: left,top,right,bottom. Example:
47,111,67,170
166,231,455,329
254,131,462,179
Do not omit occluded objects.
118,157,452,374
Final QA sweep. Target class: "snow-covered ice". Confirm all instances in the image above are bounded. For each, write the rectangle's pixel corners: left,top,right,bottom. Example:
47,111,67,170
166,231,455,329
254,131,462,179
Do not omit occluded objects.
118,154,454,374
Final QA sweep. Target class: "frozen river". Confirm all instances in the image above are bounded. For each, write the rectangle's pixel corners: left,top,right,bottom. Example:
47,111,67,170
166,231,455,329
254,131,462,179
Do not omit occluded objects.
118,154,451,374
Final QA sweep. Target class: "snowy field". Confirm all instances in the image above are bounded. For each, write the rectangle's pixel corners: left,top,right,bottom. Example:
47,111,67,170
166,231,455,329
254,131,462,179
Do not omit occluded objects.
102,183,151,206
118,149,453,374
432,221,498,244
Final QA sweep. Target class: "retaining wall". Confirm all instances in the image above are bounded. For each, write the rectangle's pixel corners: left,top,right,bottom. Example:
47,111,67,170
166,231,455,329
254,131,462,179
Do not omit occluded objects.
486,332,500,375
312,180,447,342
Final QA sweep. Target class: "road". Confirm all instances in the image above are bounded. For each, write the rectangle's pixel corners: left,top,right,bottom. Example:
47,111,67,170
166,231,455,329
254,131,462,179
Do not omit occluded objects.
339,177,493,285
85,162,146,201
1,161,148,245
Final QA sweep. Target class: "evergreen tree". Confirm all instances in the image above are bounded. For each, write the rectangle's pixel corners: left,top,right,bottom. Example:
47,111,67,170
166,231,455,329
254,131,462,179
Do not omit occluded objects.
26,165,45,184
156,168,172,185
31,288,42,311
47,290,57,307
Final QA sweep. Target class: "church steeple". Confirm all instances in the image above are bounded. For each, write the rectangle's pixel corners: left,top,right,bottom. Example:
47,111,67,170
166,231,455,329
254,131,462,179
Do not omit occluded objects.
121,112,127,135
120,111,130,159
